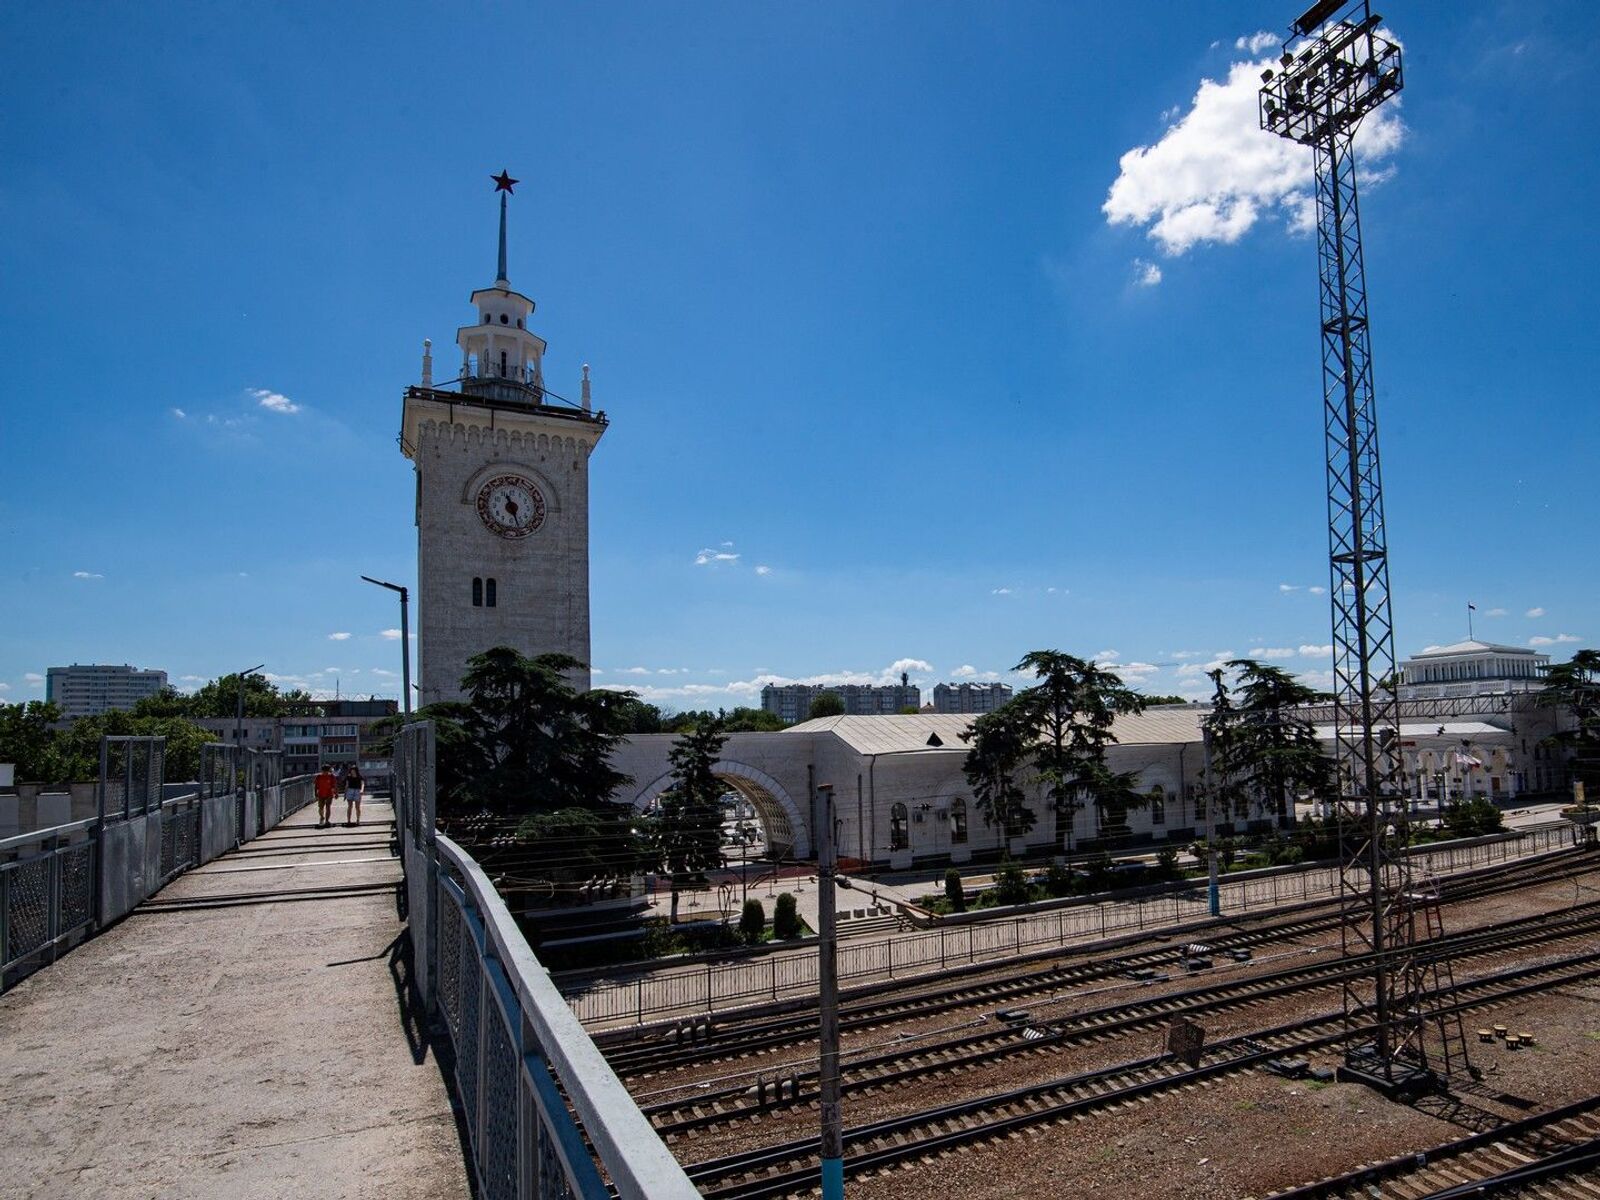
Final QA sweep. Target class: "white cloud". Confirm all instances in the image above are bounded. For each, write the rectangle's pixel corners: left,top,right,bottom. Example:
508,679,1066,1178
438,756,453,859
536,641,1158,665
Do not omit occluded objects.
619,667,652,676
24,672,44,683
1295,668,1336,691
1299,644,1333,657
380,629,412,640
951,664,977,678
1133,259,1163,287
1235,31,1278,54
0,682,10,692
1118,661,1160,681
371,668,398,677
1278,583,1300,593
1095,649,1120,662
694,548,740,566
1177,651,1237,679
171,407,186,419
1170,650,1205,660
1249,646,1296,660
73,570,103,580
991,587,1014,596
251,388,301,414
1530,634,1581,646
327,631,352,641
1104,46,1404,256
1525,607,1545,618
1308,586,1327,595
1486,607,1508,617
755,565,772,577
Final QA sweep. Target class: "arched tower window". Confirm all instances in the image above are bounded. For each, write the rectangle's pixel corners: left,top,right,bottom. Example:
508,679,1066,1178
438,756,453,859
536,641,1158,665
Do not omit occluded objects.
499,313,508,324
949,798,968,845
471,577,483,607
485,578,497,607
889,802,909,851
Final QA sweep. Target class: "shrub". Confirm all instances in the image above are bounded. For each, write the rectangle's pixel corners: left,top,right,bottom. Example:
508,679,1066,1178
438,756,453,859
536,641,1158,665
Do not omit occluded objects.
1444,797,1505,838
739,898,766,944
1154,846,1181,880
1043,862,1074,898
943,868,967,912
772,892,802,939
991,863,1031,906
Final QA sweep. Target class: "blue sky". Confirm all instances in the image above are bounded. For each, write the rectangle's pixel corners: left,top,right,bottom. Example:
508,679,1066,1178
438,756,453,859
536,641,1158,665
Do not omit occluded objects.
2,2,1595,710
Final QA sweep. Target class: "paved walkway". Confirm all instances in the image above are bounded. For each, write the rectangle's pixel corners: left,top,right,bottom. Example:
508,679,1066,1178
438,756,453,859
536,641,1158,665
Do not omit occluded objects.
1,801,470,1200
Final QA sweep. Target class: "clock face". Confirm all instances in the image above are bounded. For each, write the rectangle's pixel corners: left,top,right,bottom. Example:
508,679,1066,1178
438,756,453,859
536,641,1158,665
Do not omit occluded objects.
475,474,546,539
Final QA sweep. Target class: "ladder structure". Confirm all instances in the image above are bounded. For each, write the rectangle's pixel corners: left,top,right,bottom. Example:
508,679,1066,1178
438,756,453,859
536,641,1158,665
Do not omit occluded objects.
1259,0,1469,1094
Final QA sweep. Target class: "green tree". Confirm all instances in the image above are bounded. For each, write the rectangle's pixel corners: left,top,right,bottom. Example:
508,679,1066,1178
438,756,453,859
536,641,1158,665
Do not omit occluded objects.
1011,650,1146,853
772,892,802,938
457,648,633,817
991,863,1031,906
67,711,218,783
168,673,314,719
1210,660,1332,821
654,716,729,922
739,898,766,944
807,691,845,720
1539,649,1600,794
0,701,74,783
661,706,786,733
961,700,1035,851
943,867,967,911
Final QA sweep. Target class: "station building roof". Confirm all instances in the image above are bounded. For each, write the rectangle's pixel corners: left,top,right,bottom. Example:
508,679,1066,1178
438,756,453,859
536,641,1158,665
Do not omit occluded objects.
785,705,1209,754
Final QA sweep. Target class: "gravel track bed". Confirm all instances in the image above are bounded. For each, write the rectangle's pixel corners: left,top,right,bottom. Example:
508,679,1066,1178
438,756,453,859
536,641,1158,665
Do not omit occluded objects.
630,866,1600,1103
662,933,1600,1166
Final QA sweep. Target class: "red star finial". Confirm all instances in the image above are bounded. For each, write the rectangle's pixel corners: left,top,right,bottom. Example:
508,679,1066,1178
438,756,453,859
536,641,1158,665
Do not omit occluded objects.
491,170,518,194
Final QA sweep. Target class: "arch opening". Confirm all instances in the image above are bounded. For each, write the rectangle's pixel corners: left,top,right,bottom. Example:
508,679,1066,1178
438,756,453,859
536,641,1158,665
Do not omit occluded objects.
634,760,810,861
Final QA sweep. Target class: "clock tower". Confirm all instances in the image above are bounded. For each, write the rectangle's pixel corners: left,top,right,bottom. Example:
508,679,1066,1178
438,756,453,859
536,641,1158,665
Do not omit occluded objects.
401,172,607,703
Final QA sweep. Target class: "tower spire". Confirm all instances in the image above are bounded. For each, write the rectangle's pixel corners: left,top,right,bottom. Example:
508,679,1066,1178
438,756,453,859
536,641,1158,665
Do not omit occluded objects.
491,169,518,285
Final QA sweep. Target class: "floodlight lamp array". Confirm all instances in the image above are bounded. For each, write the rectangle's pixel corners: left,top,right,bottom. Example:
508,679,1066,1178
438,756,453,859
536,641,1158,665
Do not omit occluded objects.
1258,2,1402,146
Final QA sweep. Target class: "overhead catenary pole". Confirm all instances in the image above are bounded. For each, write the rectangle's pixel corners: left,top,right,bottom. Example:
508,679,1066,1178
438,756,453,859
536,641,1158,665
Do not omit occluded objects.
1201,728,1221,917
816,783,844,1200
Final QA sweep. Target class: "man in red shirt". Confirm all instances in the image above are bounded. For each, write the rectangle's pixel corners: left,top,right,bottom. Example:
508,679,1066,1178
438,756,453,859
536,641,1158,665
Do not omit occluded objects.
314,765,338,828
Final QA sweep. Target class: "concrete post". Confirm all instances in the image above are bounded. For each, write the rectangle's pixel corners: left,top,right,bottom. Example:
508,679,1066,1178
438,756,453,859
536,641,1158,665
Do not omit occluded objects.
817,783,843,1200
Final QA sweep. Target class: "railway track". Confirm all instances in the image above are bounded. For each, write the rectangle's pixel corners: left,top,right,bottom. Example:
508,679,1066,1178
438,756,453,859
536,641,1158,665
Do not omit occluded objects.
681,953,1600,1199
604,850,1598,1079
645,900,1600,1136
1270,1091,1600,1198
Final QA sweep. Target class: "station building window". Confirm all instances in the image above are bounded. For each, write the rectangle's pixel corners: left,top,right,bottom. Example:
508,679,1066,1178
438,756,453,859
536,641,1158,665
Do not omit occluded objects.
949,798,968,845
889,802,909,851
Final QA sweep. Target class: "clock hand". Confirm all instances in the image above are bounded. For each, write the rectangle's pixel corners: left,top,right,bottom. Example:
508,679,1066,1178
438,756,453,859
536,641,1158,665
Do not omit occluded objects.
505,498,520,518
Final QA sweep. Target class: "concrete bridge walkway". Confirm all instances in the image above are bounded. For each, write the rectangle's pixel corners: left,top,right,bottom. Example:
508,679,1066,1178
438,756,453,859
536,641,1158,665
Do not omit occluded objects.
1,801,470,1200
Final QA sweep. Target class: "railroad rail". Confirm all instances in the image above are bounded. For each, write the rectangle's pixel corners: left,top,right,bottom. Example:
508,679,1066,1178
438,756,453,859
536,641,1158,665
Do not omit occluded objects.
645,898,1600,1136
603,850,1598,1079
1270,1091,1600,1198
681,953,1600,1198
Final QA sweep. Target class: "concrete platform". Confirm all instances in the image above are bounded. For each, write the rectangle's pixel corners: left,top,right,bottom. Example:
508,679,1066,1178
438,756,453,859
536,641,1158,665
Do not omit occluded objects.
0,801,470,1200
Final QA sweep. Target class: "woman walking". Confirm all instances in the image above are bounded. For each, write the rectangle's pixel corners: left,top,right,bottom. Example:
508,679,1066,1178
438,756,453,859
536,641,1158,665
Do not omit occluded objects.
342,763,364,827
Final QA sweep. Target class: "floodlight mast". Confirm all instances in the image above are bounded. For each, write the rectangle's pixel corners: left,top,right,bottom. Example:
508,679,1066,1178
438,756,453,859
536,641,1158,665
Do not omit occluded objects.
1260,1,1469,1095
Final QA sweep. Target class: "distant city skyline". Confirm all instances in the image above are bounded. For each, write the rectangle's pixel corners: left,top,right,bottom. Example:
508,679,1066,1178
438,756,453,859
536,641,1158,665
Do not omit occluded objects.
2,3,1593,712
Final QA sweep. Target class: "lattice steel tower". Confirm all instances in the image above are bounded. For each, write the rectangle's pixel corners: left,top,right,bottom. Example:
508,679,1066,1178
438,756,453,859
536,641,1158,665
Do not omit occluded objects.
1260,1,1468,1093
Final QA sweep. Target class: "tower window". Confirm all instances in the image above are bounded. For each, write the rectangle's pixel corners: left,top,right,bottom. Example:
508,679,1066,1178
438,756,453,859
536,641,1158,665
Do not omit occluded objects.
516,318,523,328
499,313,508,324
485,578,497,607
483,314,490,324
471,577,483,607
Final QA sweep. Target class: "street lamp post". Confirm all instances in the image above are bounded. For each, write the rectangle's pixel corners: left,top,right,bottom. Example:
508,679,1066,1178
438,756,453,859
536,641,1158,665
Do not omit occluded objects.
235,663,265,748
360,575,412,717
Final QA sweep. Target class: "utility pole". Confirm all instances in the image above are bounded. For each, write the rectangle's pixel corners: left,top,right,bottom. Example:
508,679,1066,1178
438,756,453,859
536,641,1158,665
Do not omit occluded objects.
1201,728,1220,917
234,663,265,748
816,783,843,1200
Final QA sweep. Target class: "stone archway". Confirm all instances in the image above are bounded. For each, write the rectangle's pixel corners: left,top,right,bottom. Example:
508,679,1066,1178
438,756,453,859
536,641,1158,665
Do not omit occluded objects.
634,760,811,860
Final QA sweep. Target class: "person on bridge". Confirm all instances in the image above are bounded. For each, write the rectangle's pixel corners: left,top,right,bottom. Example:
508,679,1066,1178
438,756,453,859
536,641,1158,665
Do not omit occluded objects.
343,763,364,827
314,764,338,828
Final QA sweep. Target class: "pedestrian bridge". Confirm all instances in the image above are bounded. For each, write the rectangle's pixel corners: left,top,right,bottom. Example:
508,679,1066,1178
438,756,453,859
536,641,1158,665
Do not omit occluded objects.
1,733,699,1199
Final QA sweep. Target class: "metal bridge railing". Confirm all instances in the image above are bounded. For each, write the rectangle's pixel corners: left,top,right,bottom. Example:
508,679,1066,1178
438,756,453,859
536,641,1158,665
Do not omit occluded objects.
2,737,316,993
392,721,699,1200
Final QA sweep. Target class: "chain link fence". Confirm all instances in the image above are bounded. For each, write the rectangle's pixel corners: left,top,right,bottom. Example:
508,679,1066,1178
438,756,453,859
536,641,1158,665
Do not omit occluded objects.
564,823,1580,1025
392,720,698,1199
3,736,317,993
